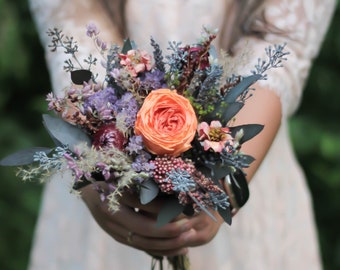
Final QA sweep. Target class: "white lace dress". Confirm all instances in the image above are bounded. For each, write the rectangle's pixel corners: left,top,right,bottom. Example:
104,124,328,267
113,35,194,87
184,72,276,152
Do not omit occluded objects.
28,0,335,269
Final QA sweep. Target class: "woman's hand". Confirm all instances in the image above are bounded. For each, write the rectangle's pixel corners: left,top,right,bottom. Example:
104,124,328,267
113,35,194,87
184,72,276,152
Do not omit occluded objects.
81,183,224,256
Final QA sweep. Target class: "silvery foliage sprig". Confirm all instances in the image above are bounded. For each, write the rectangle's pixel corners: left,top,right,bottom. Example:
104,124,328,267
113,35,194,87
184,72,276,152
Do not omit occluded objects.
222,43,289,104
33,146,71,171
165,41,188,74
252,43,289,79
47,28,97,72
15,146,72,182
150,37,165,72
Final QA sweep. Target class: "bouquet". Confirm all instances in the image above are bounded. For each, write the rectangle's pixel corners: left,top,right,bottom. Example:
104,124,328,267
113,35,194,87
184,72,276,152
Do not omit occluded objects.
0,24,288,270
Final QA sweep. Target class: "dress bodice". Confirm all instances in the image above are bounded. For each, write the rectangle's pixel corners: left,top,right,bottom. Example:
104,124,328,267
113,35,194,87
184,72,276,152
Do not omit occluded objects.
125,0,228,50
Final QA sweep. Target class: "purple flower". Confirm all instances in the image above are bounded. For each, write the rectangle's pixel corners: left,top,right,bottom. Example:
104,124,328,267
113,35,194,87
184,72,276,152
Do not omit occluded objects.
96,162,112,180
114,92,139,129
46,92,62,111
131,150,155,172
125,135,144,155
83,87,117,120
140,70,167,90
86,22,99,37
64,154,84,181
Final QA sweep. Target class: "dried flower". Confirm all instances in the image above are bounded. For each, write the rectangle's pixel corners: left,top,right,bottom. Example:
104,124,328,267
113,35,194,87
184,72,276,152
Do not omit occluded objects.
119,49,153,77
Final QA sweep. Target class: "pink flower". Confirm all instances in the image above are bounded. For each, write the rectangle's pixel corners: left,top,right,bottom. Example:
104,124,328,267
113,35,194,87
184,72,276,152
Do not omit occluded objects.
119,49,153,77
197,121,233,152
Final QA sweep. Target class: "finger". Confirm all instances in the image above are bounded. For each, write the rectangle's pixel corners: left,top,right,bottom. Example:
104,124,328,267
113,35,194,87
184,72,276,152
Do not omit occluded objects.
181,211,224,247
102,209,192,254
122,231,189,254
110,205,192,238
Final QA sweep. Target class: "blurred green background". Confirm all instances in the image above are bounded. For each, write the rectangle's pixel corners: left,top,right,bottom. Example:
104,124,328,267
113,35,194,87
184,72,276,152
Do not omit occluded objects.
0,0,339,269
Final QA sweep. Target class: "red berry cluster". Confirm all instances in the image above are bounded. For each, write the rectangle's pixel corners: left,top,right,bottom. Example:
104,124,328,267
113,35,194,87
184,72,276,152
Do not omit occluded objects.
150,156,195,193
186,171,225,213
151,156,227,214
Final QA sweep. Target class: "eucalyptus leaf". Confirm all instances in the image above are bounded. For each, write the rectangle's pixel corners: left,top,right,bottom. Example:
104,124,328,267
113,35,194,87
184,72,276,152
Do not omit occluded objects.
42,114,91,152
70,69,92,85
227,170,249,207
140,179,159,205
222,102,244,124
218,206,232,225
230,124,264,144
156,198,184,227
0,147,52,166
239,154,256,165
121,38,133,54
204,102,244,126
203,161,233,182
224,74,261,103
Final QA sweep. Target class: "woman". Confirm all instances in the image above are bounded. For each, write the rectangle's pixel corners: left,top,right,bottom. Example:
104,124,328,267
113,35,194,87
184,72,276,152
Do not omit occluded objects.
28,0,335,269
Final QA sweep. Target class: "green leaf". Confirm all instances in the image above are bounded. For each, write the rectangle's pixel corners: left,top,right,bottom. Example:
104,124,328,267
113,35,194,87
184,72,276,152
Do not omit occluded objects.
230,124,264,144
226,170,249,207
0,147,52,166
205,102,244,126
239,154,256,165
156,198,184,227
224,74,261,103
140,179,159,205
203,161,233,182
42,114,91,152
121,38,133,54
218,206,232,225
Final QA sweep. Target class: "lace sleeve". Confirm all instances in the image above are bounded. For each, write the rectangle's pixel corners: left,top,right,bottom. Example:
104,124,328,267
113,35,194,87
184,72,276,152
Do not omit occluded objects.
230,0,336,116
28,0,123,97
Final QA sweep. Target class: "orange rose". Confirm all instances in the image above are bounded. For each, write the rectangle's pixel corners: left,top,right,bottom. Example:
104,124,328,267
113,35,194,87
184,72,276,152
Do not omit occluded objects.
135,89,197,156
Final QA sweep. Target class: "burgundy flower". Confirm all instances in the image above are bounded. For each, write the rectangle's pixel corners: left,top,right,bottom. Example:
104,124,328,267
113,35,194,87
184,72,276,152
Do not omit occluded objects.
92,124,127,150
188,46,210,70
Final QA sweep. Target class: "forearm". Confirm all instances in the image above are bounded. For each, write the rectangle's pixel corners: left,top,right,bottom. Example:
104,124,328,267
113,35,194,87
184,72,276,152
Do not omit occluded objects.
232,84,282,182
